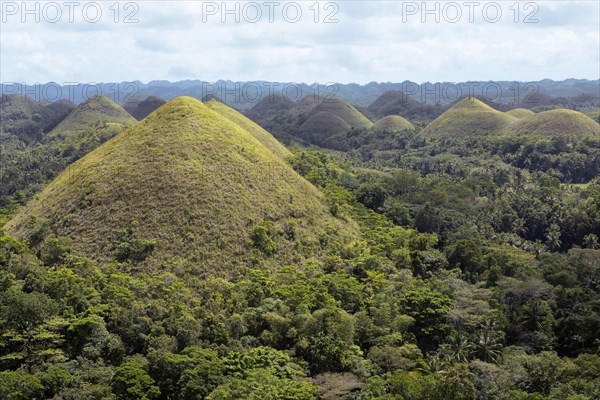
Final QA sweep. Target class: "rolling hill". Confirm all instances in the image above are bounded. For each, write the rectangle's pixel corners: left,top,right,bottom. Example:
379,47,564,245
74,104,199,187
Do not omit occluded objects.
372,115,415,132
5,97,357,275
124,96,166,121
506,108,535,119
420,98,517,138
503,109,600,138
46,95,136,140
367,90,442,121
367,91,420,116
0,95,75,143
295,97,373,146
246,94,295,121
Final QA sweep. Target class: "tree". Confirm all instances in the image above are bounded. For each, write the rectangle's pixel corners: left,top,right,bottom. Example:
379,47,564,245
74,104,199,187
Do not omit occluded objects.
112,361,161,400
473,329,503,364
399,286,453,349
356,182,387,211
250,222,278,256
447,240,485,282
206,369,317,400
0,371,44,400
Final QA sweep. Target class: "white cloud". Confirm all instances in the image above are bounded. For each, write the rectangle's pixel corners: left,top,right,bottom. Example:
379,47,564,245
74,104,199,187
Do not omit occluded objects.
0,1,598,83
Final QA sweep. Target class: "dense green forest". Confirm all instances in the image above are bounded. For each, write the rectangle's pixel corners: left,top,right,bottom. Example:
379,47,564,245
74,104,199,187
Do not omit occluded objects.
0,93,599,400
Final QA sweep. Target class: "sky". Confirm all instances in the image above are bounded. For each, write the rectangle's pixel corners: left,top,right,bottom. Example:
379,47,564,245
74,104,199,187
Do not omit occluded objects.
1,1,599,84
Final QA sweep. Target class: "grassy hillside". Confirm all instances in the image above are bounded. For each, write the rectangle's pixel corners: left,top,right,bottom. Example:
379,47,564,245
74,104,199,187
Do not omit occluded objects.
6,97,357,276
247,94,294,120
366,90,442,121
372,115,415,132
506,108,535,119
503,109,600,138
124,96,166,121
291,95,322,117
0,95,75,143
47,95,136,140
421,98,516,138
299,111,352,144
367,90,420,116
205,99,291,159
294,97,373,146
305,98,373,128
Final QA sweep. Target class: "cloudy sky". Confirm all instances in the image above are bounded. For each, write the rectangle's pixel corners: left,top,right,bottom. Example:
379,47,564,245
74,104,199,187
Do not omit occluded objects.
1,1,599,84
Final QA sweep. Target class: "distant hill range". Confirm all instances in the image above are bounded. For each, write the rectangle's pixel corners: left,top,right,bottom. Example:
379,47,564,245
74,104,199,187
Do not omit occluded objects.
2,78,598,111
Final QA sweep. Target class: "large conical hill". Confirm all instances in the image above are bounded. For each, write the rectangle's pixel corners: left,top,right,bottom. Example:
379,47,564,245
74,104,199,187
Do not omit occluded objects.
5,97,357,275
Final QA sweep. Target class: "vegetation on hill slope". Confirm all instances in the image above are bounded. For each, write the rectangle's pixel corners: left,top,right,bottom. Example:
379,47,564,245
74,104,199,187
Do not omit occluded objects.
247,94,294,119
0,95,75,143
6,97,356,275
367,90,443,121
505,108,535,119
504,109,600,138
46,95,136,140
372,115,415,132
205,99,291,159
124,96,166,121
295,97,373,146
421,98,517,138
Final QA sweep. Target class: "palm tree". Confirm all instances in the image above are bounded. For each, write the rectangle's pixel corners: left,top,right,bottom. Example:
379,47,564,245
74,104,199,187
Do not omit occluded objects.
473,329,503,364
521,299,548,332
447,332,473,363
416,352,449,375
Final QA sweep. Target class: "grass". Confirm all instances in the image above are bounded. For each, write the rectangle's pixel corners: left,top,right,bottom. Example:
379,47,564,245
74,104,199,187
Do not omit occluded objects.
305,98,373,129
420,98,516,138
6,96,358,276
0,95,75,142
503,109,600,138
506,108,535,119
367,90,420,117
372,115,414,132
205,99,291,159
293,96,373,145
124,96,166,121
299,111,352,144
47,95,137,140
247,94,294,118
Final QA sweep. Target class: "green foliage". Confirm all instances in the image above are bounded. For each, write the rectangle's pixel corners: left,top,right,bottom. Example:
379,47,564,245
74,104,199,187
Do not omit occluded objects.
207,368,318,400
112,360,161,400
399,285,453,348
0,370,44,400
250,222,278,256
